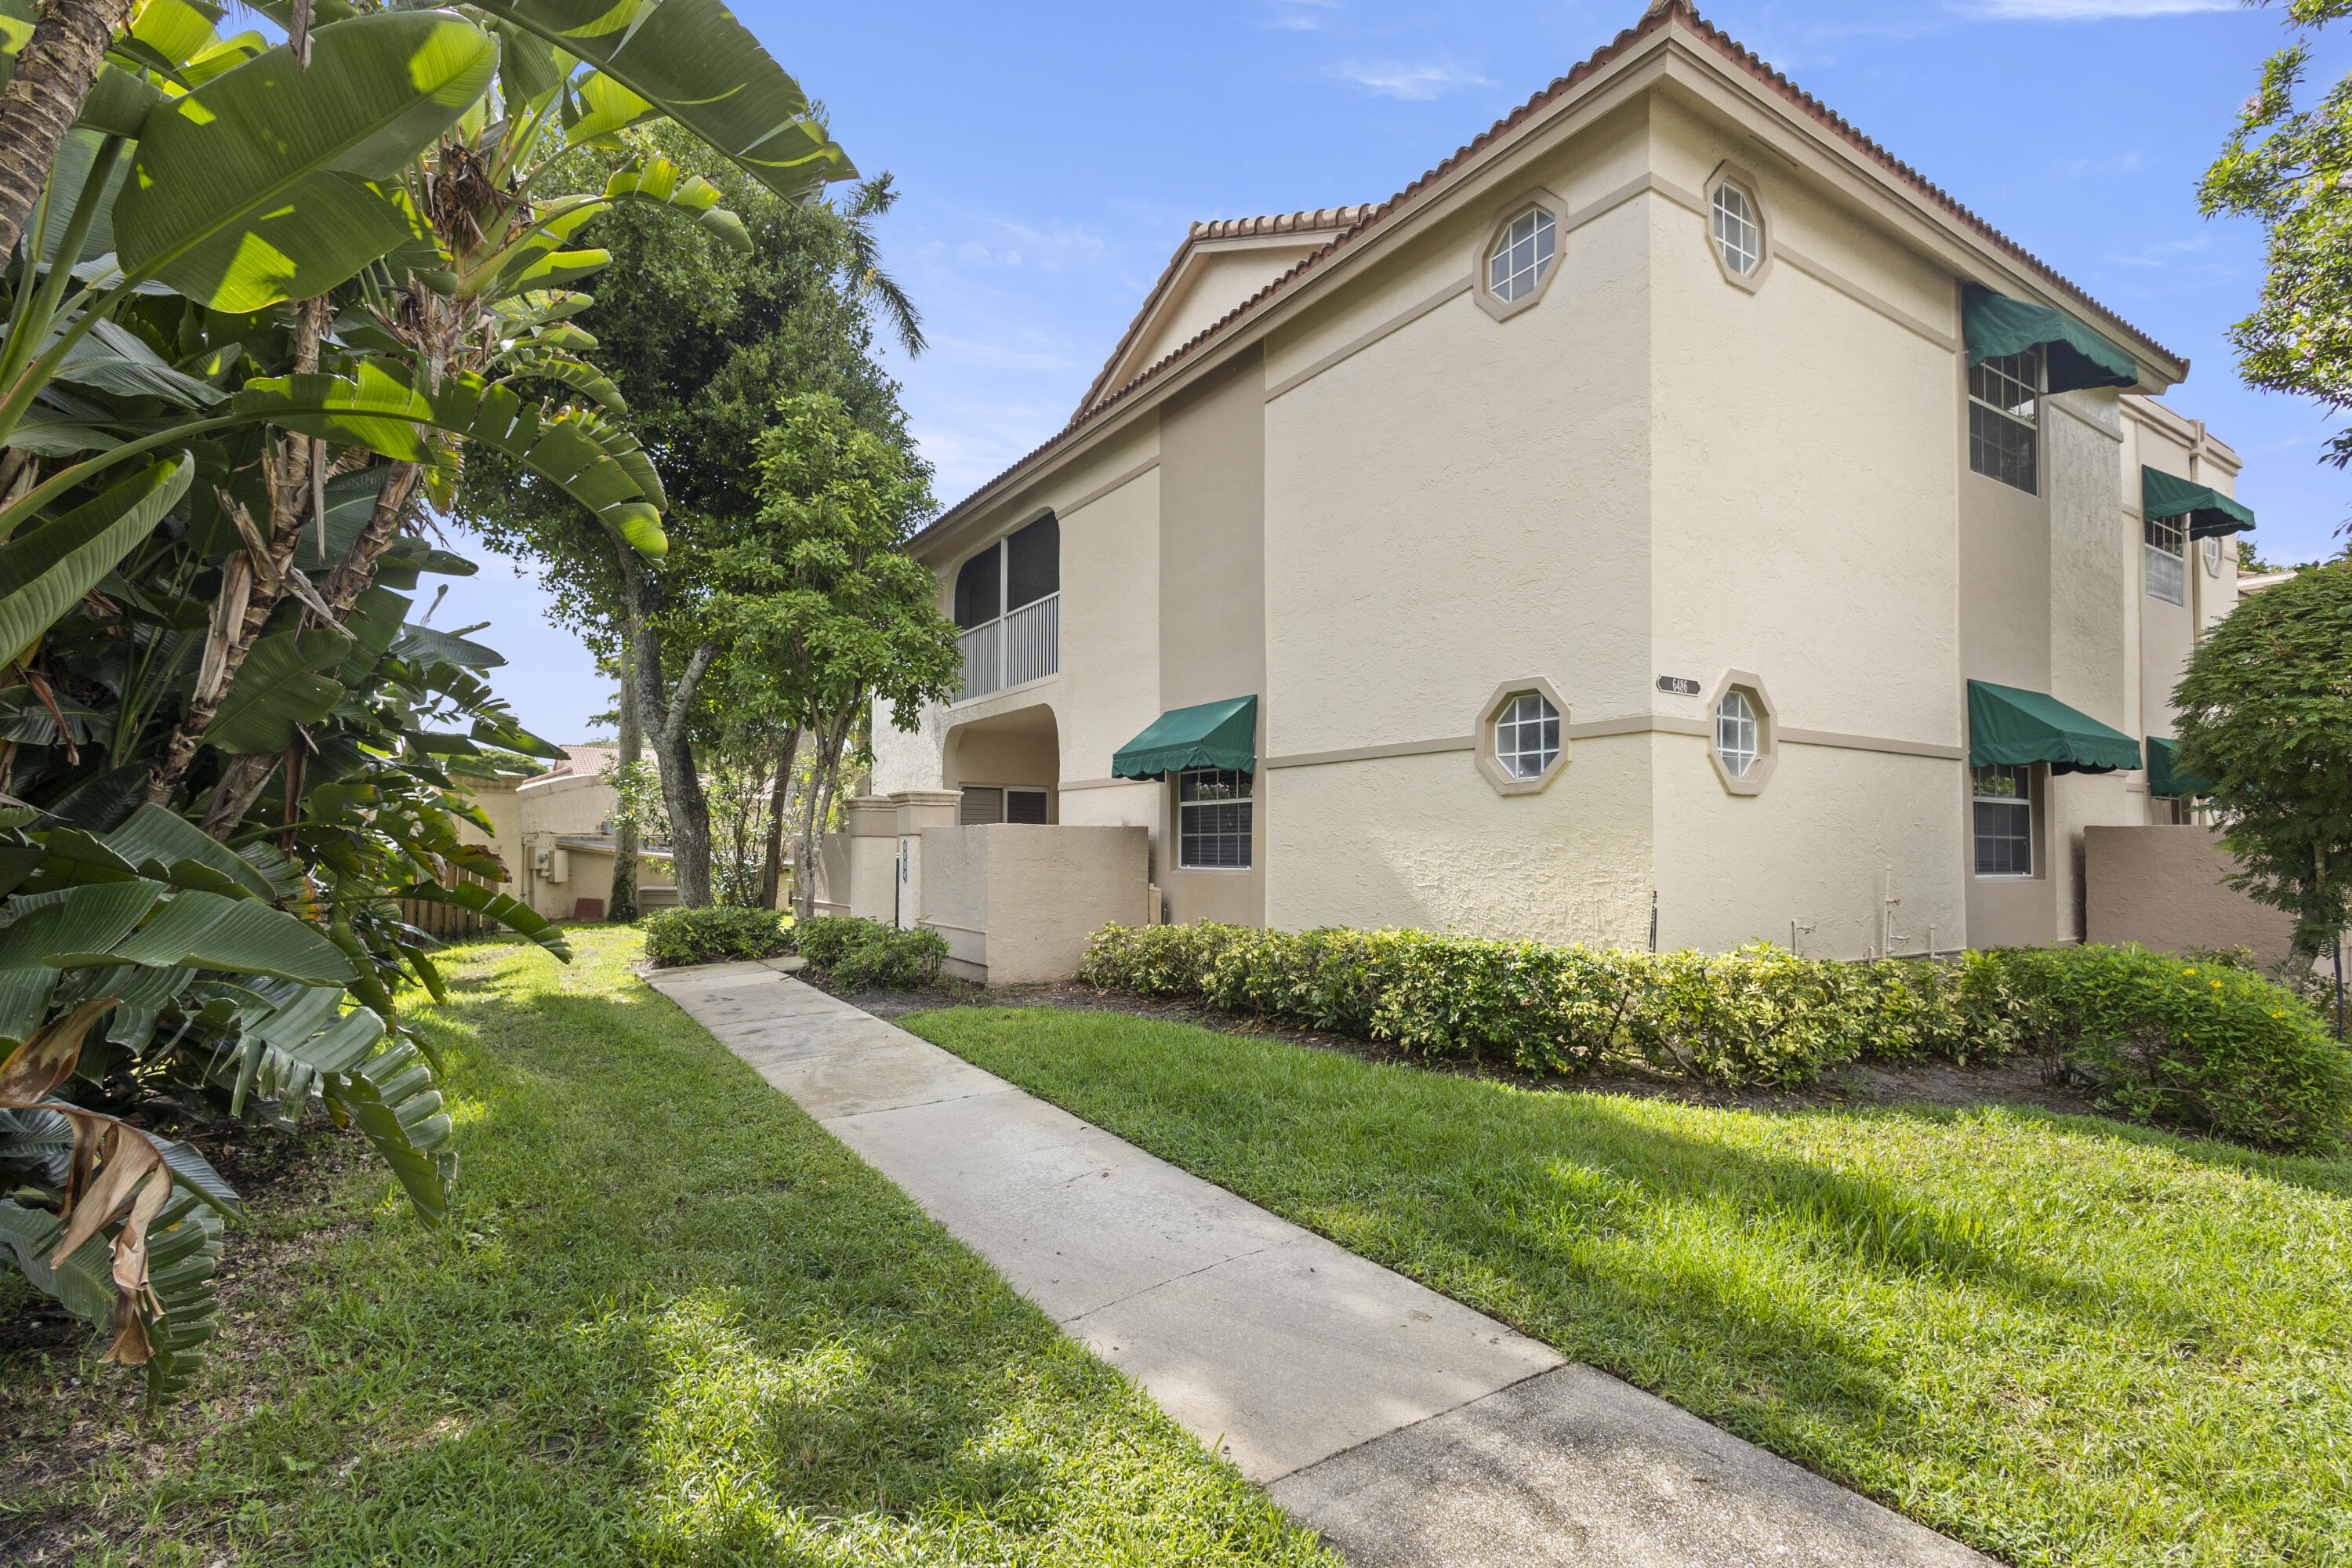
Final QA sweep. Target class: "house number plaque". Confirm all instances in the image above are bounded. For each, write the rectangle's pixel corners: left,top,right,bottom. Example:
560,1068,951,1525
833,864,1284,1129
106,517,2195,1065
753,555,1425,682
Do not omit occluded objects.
1656,676,1701,696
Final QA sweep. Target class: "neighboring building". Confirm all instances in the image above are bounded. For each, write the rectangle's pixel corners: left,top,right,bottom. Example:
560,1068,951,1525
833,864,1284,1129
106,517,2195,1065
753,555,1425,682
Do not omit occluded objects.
871,2,2262,962
457,749,677,922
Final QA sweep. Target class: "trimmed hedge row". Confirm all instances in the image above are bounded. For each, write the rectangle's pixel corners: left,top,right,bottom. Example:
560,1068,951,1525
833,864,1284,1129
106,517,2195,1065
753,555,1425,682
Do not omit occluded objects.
642,905,790,967
1075,924,2352,1152
793,915,949,991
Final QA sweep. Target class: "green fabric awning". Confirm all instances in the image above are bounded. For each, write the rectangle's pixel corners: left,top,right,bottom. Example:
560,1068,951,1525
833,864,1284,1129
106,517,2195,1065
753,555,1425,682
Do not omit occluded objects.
1111,695,1258,780
2145,736,2209,798
1962,285,2140,396
1967,680,2141,775
2140,466,2256,540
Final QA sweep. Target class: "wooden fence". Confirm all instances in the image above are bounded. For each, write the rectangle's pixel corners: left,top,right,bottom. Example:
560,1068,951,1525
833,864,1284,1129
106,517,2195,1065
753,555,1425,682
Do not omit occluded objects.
397,870,499,940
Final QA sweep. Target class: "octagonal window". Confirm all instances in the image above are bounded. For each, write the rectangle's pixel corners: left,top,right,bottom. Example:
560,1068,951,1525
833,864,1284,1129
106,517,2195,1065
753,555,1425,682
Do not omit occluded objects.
1488,206,1557,304
1494,691,1560,779
1711,183,1761,277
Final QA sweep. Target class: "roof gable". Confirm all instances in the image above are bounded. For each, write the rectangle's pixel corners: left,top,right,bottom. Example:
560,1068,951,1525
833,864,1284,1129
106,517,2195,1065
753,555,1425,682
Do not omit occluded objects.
1077,207,1372,419
922,0,2185,547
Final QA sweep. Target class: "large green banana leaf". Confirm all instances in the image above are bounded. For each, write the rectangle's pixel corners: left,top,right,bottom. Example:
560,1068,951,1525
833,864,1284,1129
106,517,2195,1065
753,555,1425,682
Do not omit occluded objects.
103,805,277,901
397,878,572,961
471,0,852,202
0,457,193,667
499,350,624,413
204,630,349,755
234,364,667,554
236,996,455,1220
111,10,497,310
603,158,750,249
394,623,504,669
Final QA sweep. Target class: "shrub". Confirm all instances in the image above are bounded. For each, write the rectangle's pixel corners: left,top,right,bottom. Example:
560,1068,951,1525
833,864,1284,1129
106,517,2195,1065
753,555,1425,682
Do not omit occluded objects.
643,906,790,967
791,914,877,971
1074,923,2351,1149
795,915,949,991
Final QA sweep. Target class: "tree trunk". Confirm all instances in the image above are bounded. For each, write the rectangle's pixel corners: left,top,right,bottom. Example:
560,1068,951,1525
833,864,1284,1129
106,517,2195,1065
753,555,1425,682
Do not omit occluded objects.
757,724,801,911
608,629,641,923
795,702,856,923
0,0,133,260
200,459,417,839
617,551,716,907
152,299,333,812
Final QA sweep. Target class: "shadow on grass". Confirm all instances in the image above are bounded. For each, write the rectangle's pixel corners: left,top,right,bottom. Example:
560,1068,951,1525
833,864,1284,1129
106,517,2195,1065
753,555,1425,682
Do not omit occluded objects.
187,963,1318,1566
906,1004,2348,1519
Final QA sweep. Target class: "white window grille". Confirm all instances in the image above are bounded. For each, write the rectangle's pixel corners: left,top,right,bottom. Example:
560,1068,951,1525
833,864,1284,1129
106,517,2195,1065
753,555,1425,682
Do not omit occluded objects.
2144,512,2186,606
1178,768,1251,869
1487,206,1556,303
1968,346,2040,494
1711,183,1761,276
1972,764,2032,877
1715,689,1759,778
1493,692,1560,779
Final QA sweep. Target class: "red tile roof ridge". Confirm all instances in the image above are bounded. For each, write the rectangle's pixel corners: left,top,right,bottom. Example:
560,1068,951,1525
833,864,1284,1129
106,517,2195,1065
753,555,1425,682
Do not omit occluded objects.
1188,206,1377,242
924,0,2179,545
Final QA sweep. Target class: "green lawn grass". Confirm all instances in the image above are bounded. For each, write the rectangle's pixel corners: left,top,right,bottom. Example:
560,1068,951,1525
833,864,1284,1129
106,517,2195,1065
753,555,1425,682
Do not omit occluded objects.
905,1005,2352,1568
2,932,1334,1567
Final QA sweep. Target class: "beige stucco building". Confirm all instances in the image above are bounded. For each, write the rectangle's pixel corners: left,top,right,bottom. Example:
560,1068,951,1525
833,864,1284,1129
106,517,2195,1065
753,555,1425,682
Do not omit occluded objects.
872,2,2260,963
456,747,679,922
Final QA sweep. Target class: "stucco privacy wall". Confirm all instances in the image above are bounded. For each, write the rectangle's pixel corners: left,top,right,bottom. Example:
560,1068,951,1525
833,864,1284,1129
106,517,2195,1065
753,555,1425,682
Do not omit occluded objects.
1645,96,1965,955
2085,826,2303,969
918,824,1151,983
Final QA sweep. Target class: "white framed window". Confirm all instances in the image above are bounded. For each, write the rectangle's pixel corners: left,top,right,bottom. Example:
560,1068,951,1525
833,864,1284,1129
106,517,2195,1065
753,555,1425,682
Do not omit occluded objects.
2201,535,2223,575
2145,512,2186,606
1715,690,1759,778
1493,692,1560,780
1972,764,2032,877
1969,347,2040,494
1487,206,1556,304
1712,183,1761,277
1178,768,1251,869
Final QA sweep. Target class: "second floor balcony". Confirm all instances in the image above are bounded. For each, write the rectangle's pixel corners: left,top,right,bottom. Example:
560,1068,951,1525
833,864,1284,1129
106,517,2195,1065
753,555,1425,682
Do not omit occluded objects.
953,513,1060,704
956,592,1058,702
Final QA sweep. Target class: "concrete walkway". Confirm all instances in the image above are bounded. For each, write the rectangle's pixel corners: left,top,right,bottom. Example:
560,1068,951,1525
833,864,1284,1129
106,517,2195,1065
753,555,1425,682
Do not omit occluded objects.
648,963,1991,1568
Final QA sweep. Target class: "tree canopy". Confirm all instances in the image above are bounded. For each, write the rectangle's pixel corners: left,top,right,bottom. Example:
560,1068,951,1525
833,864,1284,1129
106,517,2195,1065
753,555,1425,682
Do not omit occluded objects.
2173,561,2352,967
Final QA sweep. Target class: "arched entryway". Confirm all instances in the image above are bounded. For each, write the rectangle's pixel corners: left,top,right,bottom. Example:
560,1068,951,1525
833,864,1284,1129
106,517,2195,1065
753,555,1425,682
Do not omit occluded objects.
943,703,1059,825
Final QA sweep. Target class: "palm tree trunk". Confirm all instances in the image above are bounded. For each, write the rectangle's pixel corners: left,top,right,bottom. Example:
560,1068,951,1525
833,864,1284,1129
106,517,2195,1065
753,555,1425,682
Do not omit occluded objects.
0,0,132,260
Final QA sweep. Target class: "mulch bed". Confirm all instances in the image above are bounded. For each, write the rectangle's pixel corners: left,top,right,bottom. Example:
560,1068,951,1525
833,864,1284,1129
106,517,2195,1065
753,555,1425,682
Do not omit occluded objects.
797,973,2104,1122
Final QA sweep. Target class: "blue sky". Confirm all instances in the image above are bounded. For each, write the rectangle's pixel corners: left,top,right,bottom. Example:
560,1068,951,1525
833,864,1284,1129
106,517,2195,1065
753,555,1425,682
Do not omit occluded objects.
448,0,2352,742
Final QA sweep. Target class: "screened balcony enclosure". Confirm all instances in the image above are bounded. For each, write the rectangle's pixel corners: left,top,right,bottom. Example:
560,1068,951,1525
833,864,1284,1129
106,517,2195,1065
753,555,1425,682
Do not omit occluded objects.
954,514,1058,702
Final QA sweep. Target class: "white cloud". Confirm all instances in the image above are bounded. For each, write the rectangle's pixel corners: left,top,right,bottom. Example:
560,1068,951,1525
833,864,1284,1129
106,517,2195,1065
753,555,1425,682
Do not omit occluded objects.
2053,151,2146,177
1325,56,1490,100
1968,0,2232,18
933,336,1079,372
1266,0,1339,29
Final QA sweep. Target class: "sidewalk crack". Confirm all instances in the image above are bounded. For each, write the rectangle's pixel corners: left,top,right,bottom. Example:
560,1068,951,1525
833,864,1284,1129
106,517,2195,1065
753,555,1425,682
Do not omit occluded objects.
1060,1246,1269,1323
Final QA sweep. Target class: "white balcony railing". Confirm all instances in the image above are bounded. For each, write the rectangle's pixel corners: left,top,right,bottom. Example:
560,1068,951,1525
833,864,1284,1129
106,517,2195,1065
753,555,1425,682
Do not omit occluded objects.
954,593,1058,703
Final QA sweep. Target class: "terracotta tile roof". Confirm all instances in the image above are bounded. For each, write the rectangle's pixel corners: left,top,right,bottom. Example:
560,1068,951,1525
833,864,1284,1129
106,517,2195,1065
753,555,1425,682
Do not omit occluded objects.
1074,205,1374,418
921,0,2183,545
